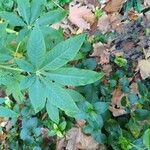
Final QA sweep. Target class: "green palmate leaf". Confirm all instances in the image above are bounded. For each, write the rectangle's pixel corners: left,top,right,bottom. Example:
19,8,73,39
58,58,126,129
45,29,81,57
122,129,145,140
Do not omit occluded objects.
27,25,46,69
45,81,79,115
0,106,17,118
42,34,86,70
42,26,64,50
0,11,25,26
17,0,30,24
37,9,66,26
143,129,150,150
20,75,35,90
30,0,43,24
17,27,30,41
46,100,59,124
28,77,46,112
45,67,104,86
66,89,85,102
7,82,24,103
42,26,64,41
16,59,34,72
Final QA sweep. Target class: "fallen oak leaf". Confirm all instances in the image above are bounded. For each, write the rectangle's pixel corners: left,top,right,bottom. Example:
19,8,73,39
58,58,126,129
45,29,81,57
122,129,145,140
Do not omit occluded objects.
68,5,96,30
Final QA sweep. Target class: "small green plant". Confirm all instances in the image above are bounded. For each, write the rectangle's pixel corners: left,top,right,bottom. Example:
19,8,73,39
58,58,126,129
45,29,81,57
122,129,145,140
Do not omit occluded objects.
114,56,127,67
77,101,108,143
0,24,103,123
94,7,104,18
49,121,67,138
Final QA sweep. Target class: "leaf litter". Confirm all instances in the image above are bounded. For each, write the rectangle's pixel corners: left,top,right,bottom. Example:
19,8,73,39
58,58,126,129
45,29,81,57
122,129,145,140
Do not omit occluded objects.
53,0,150,147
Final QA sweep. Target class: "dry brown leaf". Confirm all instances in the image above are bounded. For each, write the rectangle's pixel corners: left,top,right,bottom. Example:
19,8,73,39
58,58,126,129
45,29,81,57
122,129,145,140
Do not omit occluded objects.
98,13,122,33
109,13,123,32
56,120,101,150
0,132,7,142
138,59,150,79
109,106,127,117
90,42,110,65
128,9,140,21
111,86,123,106
66,127,99,150
104,0,126,13
97,14,111,32
56,138,66,150
109,87,127,117
102,64,112,76
68,5,96,30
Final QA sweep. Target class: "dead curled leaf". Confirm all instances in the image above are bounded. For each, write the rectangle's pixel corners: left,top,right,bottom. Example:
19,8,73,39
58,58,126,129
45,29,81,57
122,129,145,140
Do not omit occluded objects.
111,86,123,106
109,87,127,117
104,0,126,13
56,120,106,150
68,5,96,30
66,127,99,150
137,59,150,79
90,42,110,65
109,106,127,117
109,85,138,117
56,127,100,150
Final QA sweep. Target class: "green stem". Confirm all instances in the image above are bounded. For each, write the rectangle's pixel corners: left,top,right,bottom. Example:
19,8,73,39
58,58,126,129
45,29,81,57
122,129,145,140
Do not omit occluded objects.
0,64,23,72
14,41,22,57
52,0,65,10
